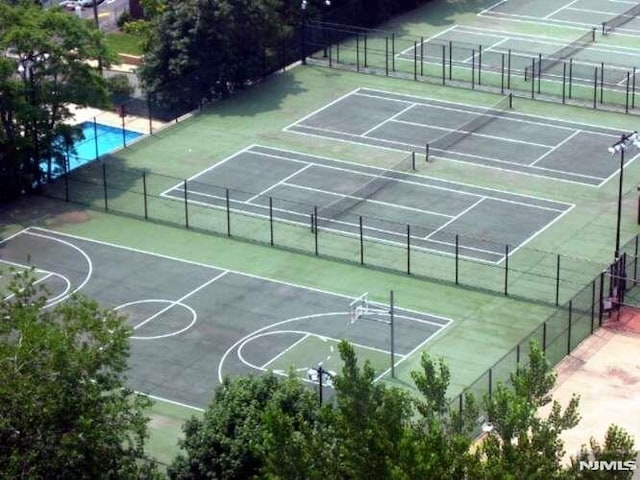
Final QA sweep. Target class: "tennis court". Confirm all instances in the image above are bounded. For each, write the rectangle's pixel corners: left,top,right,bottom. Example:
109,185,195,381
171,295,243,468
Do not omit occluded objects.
398,25,639,90
479,0,640,35
286,88,633,186
160,144,572,264
0,227,450,408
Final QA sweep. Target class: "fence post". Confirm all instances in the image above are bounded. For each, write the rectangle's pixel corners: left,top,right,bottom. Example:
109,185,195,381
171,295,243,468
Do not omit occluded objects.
598,271,605,326
488,367,492,398
567,300,573,354
537,53,542,93
593,67,598,109
600,62,604,104
555,254,561,306
471,49,475,88
449,40,453,80
314,206,319,256
421,37,424,76
504,244,509,296
455,234,459,285
356,34,360,72
633,67,637,109
562,63,566,104
501,53,505,94
359,216,364,265
516,343,520,371
183,180,189,229
543,322,547,353
385,37,389,76
442,44,445,84
269,196,274,246
226,188,231,236
93,117,99,161
147,93,153,135
407,224,411,275
590,280,596,333
507,49,511,89
143,171,148,220
364,35,367,68
634,235,638,285
569,59,573,98
102,162,108,211
478,45,482,85
413,41,417,80
391,32,395,72
626,72,631,114
531,58,535,98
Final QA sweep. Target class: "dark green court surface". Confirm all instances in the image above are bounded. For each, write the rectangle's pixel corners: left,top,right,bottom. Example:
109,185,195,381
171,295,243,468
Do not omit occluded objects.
479,0,640,35
0,227,451,409
286,88,634,186
161,145,573,264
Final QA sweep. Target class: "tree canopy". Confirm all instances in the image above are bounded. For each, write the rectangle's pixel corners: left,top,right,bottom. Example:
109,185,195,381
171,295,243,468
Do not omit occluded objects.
0,1,113,201
0,269,158,479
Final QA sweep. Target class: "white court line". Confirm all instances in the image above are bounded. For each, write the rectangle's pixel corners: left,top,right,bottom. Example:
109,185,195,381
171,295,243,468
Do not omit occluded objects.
545,0,580,19
282,87,362,132
354,89,624,136
248,145,574,208
24,230,93,307
2,271,53,302
261,332,310,369
0,228,30,245
138,392,205,412
398,25,458,55
25,227,456,324
268,155,569,212
361,104,415,137
245,164,313,203
424,198,485,241
133,270,229,330
482,37,509,54
373,311,451,382
479,0,506,15
160,145,254,196
529,130,581,167
296,123,604,183
389,118,554,148
282,182,454,218
164,190,503,260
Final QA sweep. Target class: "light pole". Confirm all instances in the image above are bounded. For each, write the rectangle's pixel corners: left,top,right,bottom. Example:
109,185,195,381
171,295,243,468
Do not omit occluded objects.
608,131,640,258
307,365,335,405
322,0,331,58
301,0,307,65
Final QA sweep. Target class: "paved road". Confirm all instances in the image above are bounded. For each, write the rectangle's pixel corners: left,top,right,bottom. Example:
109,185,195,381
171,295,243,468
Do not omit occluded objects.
46,0,130,32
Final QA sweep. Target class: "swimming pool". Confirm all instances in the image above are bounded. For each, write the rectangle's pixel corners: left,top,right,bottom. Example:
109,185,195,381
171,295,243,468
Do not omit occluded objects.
43,122,143,178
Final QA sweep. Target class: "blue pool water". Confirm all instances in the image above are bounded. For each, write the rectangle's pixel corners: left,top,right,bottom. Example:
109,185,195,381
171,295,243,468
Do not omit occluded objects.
43,122,143,178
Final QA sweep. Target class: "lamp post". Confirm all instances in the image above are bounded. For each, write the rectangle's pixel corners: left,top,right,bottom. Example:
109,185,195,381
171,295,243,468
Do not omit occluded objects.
322,0,331,58
608,131,640,258
301,0,307,65
307,364,335,405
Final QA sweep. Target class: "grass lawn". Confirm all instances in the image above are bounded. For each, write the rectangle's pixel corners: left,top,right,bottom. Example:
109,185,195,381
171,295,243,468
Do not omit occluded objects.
106,31,143,56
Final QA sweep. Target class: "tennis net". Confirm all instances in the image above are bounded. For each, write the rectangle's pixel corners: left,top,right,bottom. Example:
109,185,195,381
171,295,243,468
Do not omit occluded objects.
603,3,640,34
313,153,414,229
524,28,595,80
429,94,512,156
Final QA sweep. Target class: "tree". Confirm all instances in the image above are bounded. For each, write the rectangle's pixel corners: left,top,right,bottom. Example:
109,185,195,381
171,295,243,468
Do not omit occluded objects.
169,372,321,480
0,1,114,198
0,268,157,478
479,341,581,479
569,425,636,480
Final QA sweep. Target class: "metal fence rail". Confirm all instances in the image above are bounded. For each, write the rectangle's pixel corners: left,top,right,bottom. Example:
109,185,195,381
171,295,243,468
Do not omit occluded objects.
304,21,640,114
42,159,606,308
447,235,640,436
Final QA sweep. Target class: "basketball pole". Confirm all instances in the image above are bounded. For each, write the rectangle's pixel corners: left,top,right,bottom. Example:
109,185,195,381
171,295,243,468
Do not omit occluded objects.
390,290,395,378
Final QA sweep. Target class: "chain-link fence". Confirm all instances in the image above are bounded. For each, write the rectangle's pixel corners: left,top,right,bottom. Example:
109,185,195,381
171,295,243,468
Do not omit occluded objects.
303,21,640,114
447,234,640,436
42,157,607,308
